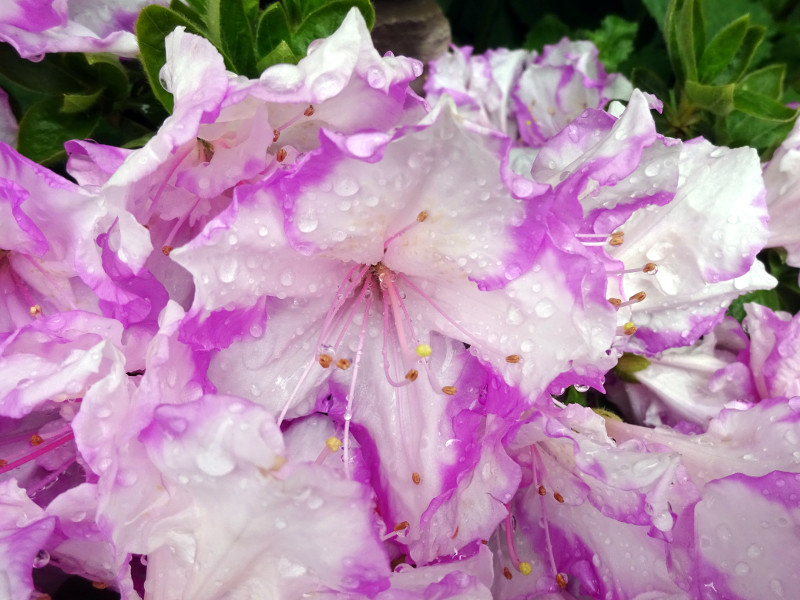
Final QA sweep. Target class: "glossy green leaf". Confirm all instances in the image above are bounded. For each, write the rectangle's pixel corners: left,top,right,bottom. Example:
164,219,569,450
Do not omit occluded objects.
135,5,200,112
256,3,292,57
256,40,300,71
666,0,701,82
218,0,257,76
17,98,99,165
61,89,103,113
727,288,783,321
698,15,749,83
84,53,130,101
713,25,766,84
168,0,206,31
685,80,736,114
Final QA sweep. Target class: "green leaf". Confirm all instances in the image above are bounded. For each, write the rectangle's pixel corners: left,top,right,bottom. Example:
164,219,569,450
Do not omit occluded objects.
135,5,200,112
614,353,652,384
17,98,100,165
642,0,671,32
61,89,103,113
523,14,571,51
685,79,736,114
733,87,799,121
587,15,638,72
698,15,749,83
256,40,300,71
666,0,701,82
84,53,130,101
256,3,292,57
738,64,786,99
218,0,257,76
168,0,206,31
0,46,88,95
713,25,766,84
725,111,794,155
289,1,375,56
727,288,783,321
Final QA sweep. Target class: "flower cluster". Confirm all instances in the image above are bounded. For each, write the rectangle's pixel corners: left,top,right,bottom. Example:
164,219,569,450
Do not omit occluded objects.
0,7,798,600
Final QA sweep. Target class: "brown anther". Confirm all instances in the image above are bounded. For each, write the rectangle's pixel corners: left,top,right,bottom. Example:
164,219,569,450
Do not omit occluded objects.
441,386,457,396
393,521,409,532
318,354,333,368
272,129,280,142
92,582,108,590
553,492,565,503
642,262,657,274
36,595,52,600
412,472,421,485
623,321,637,336
276,148,287,162
304,105,315,117
29,305,42,317
451,526,459,539
503,567,513,580
0,459,7,467
405,369,419,381
30,434,44,446
538,485,547,496
609,235,624,247
197,138,214,162
336,358,351,370
416,210,428,222
481,539,488,545
161,245,173,256
505,354,521,363
628,291,646,303
607,298,622,307
556,573,568,590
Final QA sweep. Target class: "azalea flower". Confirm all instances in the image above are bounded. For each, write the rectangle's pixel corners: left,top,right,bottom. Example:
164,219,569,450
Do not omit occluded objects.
0,0,165,59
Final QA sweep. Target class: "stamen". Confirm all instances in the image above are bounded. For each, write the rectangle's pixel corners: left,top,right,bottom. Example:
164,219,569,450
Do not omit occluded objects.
276,148,287,162
503,507,531,574
575,231,624,247
342,280,373,479
416,211,428,222
162,246,173,256
538,485,547,496
318,354,333,368
30,435,44,446
622,321,636,336
383,210,430,249
412,472,421,485
272,129,280,142
326,437,342,452
160,197,202,254
336,358,351,370
531,447,559,583
556,573,568,589
506,354,521,363
197,138,214,162
303,105,315,117
415,344,432,358
607,298,622,307
441,386,457,396
29,305,42,317
0,431,75,476
553,492,565,503
393,521,409,532
405,369,418,381
519,562,532,575
503,567,513,580
607,262,658,275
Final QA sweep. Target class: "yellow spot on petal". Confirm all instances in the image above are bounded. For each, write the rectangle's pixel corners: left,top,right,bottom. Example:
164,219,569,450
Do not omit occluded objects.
519,562,532,576
593,407,623,422
415,344,432,358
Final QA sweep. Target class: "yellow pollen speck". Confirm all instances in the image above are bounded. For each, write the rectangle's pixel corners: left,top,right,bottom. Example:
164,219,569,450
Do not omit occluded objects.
415,344,432,357
29,305,42,317
505,354,521,363
503,567,513,580
441,386,457,396
519,562,532,576
623,321,636,336
336,358,351,370
416,210,428,222
412,472,421,485
162,245,173,256
326,437,342,452
319,354,333,368
30,434,44,446
629,291,646,302
393,521,409,531
405,369,419,381
304,105,315,117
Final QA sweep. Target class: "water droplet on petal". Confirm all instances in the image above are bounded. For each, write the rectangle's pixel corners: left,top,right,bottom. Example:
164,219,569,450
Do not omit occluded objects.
280,269,295,287
217,257,239,283
297,211,319,233
534,300,554,318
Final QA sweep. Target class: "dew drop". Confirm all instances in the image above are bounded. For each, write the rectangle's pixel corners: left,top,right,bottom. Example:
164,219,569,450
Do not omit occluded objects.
297,211,319,233
334,177,359,197
217,257,239,283
195,450,235,477
534,300,555,318
280,269,296,287
366,66,386,88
